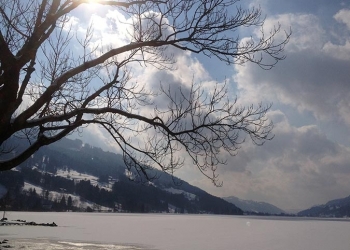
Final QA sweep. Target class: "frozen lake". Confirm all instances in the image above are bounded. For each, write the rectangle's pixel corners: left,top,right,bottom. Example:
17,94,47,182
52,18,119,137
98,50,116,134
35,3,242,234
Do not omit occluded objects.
1,212,350,250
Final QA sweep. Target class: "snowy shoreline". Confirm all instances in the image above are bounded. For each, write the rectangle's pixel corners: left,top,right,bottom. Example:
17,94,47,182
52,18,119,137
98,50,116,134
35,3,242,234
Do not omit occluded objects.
0,238,142,250
0,219,57,227
0,239,10,249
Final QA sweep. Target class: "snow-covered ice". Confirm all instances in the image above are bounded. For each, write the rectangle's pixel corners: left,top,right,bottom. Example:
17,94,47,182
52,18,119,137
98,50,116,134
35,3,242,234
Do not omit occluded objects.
2,212,350,250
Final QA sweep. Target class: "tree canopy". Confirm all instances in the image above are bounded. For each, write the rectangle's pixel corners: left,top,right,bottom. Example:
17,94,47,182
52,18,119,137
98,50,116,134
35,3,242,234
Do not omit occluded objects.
0,0,290,185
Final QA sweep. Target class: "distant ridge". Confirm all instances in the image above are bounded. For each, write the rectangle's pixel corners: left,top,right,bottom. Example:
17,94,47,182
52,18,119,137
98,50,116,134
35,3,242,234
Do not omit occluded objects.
298,195,350,218
223,196,285,215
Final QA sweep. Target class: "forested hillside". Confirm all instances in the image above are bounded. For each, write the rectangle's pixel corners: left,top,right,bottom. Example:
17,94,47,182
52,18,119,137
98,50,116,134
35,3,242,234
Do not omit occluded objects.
298,195,350,218
0,138,242,215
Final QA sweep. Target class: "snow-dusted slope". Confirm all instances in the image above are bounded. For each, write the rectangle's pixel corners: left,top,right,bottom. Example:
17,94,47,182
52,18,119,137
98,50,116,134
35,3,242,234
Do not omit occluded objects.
298,195,350,217
23,182,112,211
55,169,113,191
164,187,197,201
0,137,243,215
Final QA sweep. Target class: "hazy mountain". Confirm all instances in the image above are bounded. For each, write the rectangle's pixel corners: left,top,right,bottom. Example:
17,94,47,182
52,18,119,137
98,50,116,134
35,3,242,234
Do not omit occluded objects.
298,195,350,218
223,196,285,215
284,208,301,214
0,137,242,215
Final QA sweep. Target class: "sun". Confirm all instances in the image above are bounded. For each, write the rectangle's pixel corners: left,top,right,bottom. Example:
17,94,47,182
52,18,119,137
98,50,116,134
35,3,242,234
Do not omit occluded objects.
82,0,101,6
82,0,101,10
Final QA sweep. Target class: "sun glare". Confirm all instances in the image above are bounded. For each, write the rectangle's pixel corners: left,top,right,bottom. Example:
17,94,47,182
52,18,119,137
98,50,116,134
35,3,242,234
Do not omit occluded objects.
82,0,100,11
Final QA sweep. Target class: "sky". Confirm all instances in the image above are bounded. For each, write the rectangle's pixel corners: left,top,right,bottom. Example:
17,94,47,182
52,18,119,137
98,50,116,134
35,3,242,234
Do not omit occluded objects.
69,0,350,211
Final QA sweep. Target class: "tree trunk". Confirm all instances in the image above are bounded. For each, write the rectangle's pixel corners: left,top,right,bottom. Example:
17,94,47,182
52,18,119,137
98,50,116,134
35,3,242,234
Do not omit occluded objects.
0,67,19,143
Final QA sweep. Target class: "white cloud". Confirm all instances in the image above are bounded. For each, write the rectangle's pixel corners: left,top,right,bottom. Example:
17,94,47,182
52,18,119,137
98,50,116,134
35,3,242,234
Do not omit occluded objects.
263,13,326,51
189,112,350,210
322,9,350,61
70,124,121,153
323,40,350,60
334,9,350,30
185,8,350,210
235,11,350,126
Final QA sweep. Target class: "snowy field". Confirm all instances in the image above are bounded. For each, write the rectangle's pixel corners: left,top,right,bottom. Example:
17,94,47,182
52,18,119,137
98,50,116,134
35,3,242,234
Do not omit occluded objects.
55,169,113,191
22,182,112,212
1,212,350,250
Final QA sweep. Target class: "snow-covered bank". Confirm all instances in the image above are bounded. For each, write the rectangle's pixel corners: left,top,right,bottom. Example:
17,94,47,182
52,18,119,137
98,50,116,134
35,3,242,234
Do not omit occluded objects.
0,239,140,250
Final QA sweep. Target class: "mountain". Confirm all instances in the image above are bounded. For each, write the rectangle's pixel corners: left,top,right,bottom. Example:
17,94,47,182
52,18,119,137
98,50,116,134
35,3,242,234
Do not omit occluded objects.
297,195,350,218
0,137,242,215
284,208,302,214
223,196,285,215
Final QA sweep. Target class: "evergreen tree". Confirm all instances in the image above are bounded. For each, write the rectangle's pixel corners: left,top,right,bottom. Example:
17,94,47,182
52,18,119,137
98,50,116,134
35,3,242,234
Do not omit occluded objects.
67,196,72,211
59,195,67,211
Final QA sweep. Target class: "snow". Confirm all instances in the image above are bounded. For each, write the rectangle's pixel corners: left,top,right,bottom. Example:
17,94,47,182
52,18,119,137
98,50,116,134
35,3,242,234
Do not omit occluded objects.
167,203,181,213
164,187,196,201
23,182,44,194
55,169,113,191
2,213,350,250
23,182,113,212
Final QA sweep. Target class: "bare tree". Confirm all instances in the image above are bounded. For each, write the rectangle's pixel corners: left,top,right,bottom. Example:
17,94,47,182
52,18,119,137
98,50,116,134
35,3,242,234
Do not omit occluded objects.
0,0,290,185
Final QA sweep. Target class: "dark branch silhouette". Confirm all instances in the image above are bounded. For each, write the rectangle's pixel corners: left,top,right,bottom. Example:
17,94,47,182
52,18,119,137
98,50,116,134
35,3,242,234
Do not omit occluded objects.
0,0,290,185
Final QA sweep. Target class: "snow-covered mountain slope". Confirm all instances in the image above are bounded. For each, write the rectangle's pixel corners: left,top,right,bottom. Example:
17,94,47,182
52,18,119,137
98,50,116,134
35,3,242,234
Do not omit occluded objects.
298,195,350,217
0,137,242,215
164,187,197,201
22,181,112,212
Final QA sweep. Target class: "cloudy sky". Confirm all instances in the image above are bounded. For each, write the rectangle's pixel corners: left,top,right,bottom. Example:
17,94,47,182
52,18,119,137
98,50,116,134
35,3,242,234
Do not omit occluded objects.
70,0,350,211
